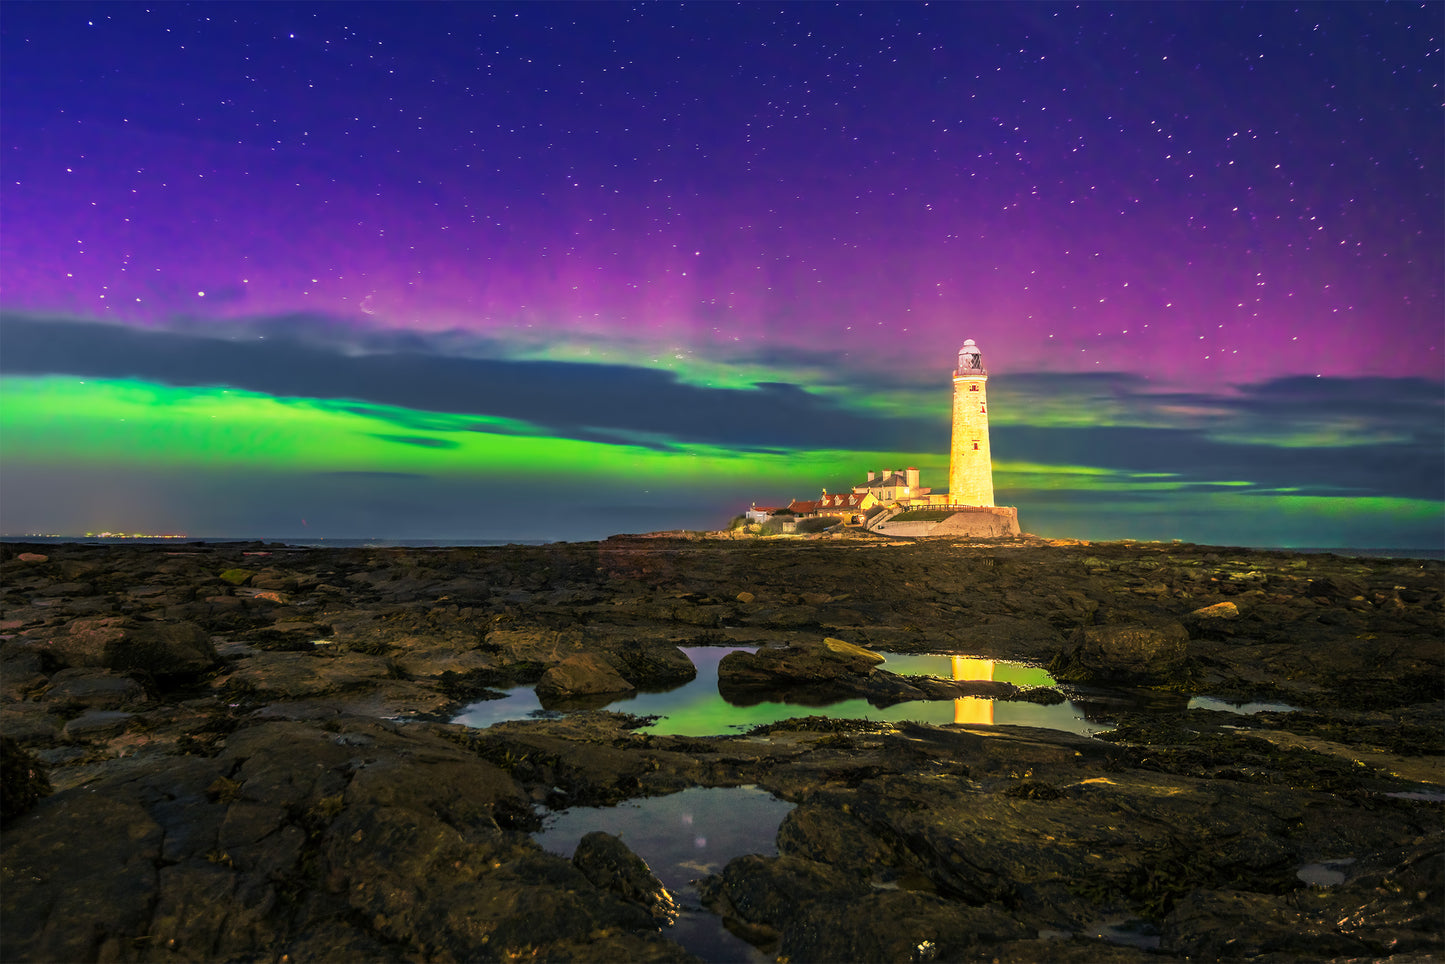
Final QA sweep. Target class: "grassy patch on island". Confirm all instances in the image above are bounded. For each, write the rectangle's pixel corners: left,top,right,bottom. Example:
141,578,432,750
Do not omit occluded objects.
891,509,956,522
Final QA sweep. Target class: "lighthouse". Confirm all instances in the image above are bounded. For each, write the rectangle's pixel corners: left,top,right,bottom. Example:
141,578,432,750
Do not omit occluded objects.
947,339,994,506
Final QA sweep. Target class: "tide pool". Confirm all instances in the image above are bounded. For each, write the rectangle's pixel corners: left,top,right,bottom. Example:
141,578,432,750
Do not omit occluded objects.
454,647,1107,737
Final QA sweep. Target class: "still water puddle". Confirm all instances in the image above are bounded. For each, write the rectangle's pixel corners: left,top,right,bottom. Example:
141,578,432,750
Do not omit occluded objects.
534,785,792,963
454,648,1108,737
1296,858,1354,887
1188,696,1300,715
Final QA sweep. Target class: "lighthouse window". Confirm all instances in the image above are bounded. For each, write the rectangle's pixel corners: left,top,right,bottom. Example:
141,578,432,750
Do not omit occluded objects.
980,404,986,413
972,441,979,450
969,385,979,392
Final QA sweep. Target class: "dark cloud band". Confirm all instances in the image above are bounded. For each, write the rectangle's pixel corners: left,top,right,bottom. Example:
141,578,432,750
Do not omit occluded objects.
0,313,942,452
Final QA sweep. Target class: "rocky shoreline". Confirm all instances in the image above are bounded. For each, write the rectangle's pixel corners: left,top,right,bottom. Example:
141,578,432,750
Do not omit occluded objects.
2,534,1441,962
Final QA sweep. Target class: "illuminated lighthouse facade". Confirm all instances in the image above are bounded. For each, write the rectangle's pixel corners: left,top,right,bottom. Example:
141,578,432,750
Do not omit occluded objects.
947,339,995,507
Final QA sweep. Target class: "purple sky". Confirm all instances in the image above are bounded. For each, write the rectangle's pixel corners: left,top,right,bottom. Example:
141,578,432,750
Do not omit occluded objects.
2,3,1441,545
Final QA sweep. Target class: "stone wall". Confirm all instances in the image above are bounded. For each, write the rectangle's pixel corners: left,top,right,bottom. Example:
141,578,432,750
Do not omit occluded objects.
927,506,1020,537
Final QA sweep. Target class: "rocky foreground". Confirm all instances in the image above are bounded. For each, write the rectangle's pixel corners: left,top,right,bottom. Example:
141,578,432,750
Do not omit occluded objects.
1,535,1441,962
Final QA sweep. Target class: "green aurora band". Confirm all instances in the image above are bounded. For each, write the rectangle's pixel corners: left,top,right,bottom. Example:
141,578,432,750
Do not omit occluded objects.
1,376,1438,547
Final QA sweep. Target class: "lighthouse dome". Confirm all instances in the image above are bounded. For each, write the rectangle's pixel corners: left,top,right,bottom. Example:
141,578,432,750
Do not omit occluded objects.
957,339,985,373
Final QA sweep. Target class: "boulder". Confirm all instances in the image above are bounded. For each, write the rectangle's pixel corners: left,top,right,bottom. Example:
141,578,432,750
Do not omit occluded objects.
700,853,869,934
775,803,908,878
718,637,1013,707
535,653,636,704
604,641,697,689
44,669,149,709
572,831,679,924
719,637,885,686
1184,601,1241,640
1189,601,1240,621
62,710,135,741
1050,620,1191,684
41,617,219,679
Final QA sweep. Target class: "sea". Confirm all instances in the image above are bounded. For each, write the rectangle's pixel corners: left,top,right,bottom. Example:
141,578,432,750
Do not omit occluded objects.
1,536,555,549
1,535,1440,559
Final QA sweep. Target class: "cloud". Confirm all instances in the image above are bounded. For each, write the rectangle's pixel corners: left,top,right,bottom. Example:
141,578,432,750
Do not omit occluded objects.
313,471,430,480
997,423,1441,502
370,435,461,449
992,369,1444,446
3,313,1439,511
0,312,942,452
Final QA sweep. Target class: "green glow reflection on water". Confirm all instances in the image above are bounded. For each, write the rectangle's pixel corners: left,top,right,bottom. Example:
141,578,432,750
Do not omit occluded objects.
454,648,1103,737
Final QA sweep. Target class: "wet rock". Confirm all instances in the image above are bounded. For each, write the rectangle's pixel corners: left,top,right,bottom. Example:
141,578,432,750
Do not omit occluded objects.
146,866,280,961
719,637,1014,707
701,853,870,934
219,649,393,700
1012,685,1067,704
0,647,48,701
1189,601,1240,621
604,640,697,689
40,616,219,679
719,637,886,685
0,703,63,744
0,736,50,823
395,643,496,678
44,669,148,709
1162,888,1366,959
0,539,1439,963
62,709,134,740
1,792,164,962
535,653,636,704
573,830,679,924
775,802,908,878
779,890,1033,962
1050,620,1191,685
1331,839,1445,955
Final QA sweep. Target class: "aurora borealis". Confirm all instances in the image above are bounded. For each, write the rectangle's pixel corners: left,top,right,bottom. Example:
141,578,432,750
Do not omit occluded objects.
2,3,1440,546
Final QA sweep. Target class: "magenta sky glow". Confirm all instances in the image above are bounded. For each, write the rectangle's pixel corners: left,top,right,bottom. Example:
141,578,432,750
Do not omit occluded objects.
2,2,1441,545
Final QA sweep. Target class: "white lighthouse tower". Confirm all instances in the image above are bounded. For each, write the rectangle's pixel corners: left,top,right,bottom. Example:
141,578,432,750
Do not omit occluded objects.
947,338,995,506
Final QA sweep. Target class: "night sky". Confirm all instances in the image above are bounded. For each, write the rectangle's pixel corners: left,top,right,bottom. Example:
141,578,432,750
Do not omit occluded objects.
2,2,1441,546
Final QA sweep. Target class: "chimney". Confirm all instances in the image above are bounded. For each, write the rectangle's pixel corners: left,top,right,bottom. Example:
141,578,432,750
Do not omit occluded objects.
866,471,875,482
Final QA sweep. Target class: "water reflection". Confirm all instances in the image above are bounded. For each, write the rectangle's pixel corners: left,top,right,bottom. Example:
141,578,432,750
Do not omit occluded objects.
455,648,1108,737
1188,696,1300,715
534,786,791,964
